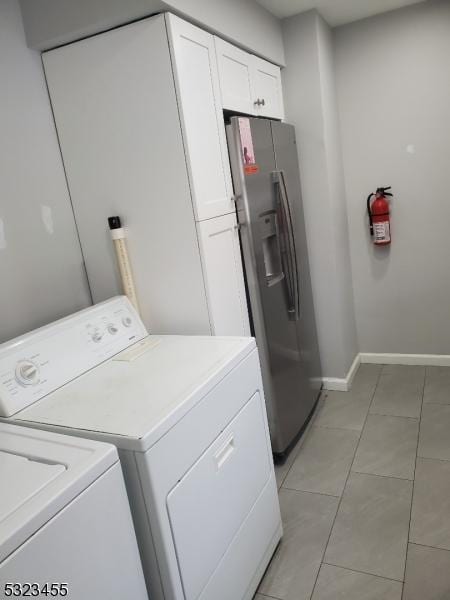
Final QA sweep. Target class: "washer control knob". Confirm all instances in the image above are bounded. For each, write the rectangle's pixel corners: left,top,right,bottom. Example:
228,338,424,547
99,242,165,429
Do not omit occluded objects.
91,330,103,343
15,361,40,386
122,316,133,328
107,323,119,335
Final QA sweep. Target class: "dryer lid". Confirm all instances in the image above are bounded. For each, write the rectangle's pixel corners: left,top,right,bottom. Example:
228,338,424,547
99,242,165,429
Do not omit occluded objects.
12,335,256,451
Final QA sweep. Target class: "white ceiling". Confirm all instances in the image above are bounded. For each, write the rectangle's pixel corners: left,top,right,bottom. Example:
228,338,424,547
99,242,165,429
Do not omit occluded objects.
255,0,426,26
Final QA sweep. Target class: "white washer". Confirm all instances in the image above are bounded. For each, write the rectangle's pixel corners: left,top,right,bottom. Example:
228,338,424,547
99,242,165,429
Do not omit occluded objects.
0,422,147,599
0,296,282,600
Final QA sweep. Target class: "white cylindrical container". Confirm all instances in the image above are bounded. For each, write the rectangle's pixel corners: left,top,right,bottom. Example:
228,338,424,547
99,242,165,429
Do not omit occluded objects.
108,216,140,313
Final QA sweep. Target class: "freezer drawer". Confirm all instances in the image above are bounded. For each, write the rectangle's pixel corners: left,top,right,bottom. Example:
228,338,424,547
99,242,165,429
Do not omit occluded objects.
166,391,271,600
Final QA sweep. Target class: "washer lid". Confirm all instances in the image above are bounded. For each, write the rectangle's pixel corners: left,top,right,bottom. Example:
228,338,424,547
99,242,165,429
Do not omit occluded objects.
0,452,65,524
0,423,118,563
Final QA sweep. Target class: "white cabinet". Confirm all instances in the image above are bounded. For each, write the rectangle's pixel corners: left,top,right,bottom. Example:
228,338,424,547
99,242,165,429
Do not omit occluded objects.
197,214,250,337
43,16,211,336
43,14,250,339
166,15,234,222
252,56,284,120
215,37,284,120
214,38,254,115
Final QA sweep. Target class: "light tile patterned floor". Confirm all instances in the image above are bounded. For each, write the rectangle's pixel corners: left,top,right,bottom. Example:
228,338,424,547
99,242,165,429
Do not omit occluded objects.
256,363,450,600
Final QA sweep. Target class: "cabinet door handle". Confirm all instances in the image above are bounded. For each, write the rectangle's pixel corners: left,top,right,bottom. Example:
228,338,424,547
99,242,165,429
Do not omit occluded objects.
261,98,266,106
254,98,261,106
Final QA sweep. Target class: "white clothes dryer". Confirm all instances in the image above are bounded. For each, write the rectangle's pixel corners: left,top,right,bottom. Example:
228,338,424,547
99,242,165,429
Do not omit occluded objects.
0,296,282,600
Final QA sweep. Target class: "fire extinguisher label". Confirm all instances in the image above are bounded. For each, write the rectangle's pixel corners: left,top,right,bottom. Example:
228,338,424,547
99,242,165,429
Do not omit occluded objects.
374,221,390,242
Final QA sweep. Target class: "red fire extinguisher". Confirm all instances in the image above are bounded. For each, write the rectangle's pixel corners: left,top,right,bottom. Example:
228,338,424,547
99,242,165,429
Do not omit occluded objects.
367,186,393,245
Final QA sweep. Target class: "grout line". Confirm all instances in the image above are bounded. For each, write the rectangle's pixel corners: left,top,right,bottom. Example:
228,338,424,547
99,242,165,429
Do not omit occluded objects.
422,400,450,406
321,561,404,584
303,423,364,433
280,486,340,499
350,469,413,482
365,413,420,421
408,541,450,553
379,364,427,371
368,411,421,420
313,423,362,432
308,366,384,600
401,365,426,599
416,455,450,464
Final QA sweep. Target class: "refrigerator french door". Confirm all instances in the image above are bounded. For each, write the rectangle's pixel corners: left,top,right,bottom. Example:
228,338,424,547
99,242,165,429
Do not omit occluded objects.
227,117,321,458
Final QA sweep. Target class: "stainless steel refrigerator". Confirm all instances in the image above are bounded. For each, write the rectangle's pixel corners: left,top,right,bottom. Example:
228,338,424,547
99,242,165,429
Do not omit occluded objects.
226,116,322,459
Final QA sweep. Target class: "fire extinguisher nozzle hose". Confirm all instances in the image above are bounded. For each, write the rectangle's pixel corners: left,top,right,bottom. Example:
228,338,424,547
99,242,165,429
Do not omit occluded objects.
367,193,375,236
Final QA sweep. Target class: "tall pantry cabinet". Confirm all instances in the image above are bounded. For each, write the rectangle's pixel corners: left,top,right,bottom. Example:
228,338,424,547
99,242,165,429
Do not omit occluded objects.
43,13,250,336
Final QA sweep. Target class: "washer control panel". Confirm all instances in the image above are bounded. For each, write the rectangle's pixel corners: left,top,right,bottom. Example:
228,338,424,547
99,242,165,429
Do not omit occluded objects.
0,296,147,417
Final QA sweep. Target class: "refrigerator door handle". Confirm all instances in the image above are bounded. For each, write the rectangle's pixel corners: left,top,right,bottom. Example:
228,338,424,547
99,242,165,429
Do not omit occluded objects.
272,170,300,321
264,228,285,287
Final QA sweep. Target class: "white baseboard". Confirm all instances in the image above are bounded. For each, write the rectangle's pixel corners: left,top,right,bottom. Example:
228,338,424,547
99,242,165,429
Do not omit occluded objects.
360,353,450,367
321,352,450,393
322,354,361,392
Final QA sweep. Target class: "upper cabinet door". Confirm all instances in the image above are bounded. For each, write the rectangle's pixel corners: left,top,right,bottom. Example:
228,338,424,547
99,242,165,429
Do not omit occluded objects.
214,37,255,115
251,56,284,120
215,35,285,120
166,14,234,222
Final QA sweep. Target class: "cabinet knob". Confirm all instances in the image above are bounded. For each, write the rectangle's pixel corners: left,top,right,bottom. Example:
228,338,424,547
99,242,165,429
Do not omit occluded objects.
261,98,266,106
254,98,261,106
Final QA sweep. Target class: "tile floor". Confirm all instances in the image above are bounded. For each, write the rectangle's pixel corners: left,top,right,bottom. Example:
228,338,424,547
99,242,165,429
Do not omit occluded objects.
256,363,450,600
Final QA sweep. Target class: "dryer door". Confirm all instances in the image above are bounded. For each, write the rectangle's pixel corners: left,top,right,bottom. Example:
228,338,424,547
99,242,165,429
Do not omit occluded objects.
166,391,271,600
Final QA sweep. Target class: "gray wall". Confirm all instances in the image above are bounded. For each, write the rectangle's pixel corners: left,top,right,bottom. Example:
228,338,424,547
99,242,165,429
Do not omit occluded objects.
335,0,450,355
19,0,285,65
282,11,358,379
0,0,91,344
